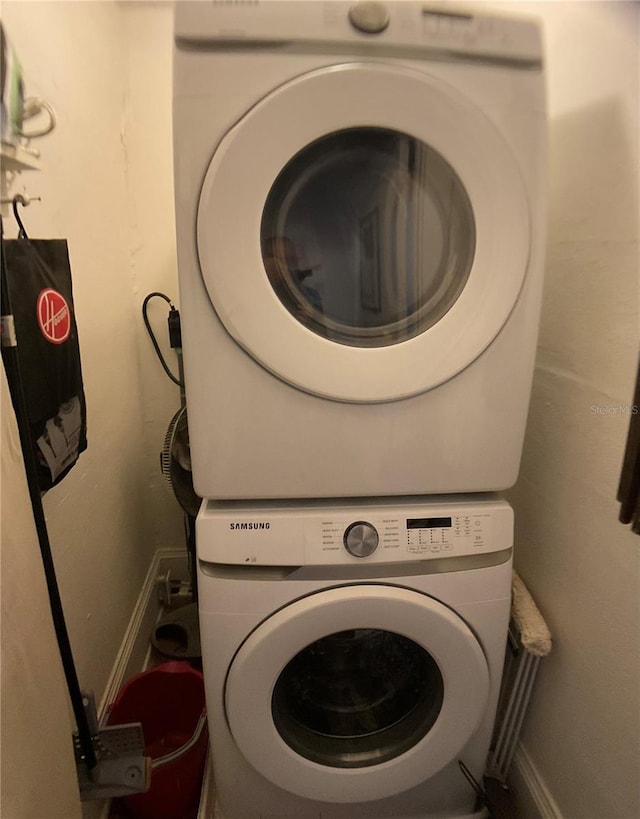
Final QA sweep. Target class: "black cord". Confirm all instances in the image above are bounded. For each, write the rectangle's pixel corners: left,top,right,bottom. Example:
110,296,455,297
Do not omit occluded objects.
142,292,183,387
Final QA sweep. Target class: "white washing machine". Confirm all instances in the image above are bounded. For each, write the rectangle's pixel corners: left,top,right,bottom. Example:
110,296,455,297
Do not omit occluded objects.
197,495,513,818
173,2,547,500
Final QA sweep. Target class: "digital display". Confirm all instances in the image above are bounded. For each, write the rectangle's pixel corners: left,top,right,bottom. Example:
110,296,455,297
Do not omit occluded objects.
406,517,452,529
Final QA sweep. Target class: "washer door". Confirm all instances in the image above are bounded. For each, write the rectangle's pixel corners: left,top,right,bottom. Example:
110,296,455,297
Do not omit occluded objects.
197,62,530,403
225,585,490,803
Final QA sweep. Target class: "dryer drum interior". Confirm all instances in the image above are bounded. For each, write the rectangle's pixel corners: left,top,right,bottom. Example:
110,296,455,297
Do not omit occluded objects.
261,127,476,348
271,627,445,768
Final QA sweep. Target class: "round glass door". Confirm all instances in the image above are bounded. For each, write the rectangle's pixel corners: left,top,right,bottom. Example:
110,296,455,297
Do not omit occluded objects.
272,628,444,768
261,128,475,347
197,62,530,402
224,585,490,803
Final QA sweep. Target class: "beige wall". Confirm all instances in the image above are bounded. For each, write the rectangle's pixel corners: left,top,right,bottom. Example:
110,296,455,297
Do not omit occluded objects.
1,3,181,816
120,2,184,556
504,2,640,817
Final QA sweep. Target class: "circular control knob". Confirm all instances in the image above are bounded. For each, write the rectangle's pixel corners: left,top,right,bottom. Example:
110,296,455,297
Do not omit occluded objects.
348,2,390,34
344,521,379,558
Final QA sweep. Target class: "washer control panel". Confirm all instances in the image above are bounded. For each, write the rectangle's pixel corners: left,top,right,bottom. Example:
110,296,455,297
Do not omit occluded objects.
305,501,513,563
317,511,493,561
197,497,513,566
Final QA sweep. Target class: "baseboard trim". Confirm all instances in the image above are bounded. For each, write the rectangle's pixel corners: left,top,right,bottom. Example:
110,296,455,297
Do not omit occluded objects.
89,548,189,819
510,744,563,819
97,548,187,717
197,756,216,819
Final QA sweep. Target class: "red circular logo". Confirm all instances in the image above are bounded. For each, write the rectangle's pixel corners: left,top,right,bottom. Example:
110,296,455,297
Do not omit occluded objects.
37,288,71,344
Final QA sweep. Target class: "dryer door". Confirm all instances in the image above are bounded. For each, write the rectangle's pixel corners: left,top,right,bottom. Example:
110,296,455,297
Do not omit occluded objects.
197,62,531,403
224,585,490,803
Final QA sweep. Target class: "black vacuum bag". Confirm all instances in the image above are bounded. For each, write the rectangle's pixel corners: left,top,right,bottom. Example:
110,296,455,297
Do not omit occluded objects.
2,238,87,491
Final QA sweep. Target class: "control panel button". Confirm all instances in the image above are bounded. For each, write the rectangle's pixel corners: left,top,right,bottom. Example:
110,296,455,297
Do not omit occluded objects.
344,521,379,557
348,2,390,34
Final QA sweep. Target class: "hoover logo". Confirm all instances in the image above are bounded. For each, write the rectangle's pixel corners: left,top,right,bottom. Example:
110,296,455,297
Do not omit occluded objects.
230,522,271,531
37,288,71,344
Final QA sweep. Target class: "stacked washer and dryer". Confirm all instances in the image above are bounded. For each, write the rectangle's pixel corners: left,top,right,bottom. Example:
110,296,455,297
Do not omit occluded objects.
172,3,546,818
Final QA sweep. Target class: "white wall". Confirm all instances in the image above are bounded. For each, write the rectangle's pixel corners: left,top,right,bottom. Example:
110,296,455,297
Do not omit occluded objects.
0,3,181,816
503,2,640,817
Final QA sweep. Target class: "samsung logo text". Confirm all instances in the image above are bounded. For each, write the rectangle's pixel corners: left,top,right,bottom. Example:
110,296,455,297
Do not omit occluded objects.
229,522,271,530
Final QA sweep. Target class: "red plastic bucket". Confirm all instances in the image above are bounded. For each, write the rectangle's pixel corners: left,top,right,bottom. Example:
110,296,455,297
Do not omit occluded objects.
107,661,208,819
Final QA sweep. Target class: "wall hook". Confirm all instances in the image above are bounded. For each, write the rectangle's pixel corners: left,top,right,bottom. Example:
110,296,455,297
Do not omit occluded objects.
1,193,41,206
12,193,32,238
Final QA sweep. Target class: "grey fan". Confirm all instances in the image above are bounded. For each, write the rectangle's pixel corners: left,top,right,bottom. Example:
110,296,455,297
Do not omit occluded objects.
160,406,200,518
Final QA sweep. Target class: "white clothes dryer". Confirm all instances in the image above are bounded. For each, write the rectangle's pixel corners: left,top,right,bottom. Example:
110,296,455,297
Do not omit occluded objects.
197,495,513,818
173,2,547,500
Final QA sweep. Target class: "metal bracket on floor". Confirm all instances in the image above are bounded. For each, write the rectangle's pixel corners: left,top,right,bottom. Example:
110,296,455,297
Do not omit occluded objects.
74,691,151,801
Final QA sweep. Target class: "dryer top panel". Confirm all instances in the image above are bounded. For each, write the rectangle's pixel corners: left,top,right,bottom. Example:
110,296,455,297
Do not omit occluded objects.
175,1,543,68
